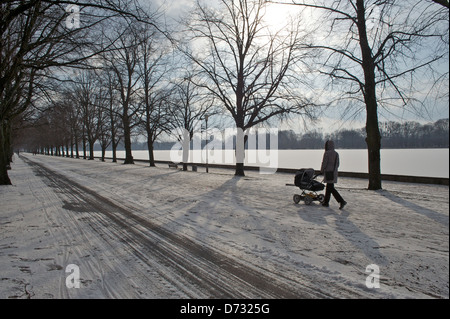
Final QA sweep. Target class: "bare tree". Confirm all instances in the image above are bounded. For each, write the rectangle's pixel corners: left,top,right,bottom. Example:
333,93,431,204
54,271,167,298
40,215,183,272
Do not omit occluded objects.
168,69,216,171
69,71,102,160
101,67,123,163
182,0,315,176
136,25,172,167
271,0,448,190
66,97,82,159
101,23,145,165
97,103,112,162
33,97,72,157
142,88,172,167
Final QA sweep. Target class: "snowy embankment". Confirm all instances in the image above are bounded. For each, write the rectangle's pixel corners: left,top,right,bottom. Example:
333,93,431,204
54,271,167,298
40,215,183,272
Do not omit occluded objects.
0,153,448,299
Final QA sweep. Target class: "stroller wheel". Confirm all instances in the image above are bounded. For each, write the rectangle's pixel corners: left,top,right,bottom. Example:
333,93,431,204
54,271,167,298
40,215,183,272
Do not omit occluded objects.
304,196,313,205
293,194,301,204
318,194,325,203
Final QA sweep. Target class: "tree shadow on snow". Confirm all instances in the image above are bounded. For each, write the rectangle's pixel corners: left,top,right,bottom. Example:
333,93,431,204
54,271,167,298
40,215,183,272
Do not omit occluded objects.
298,207,388,266
169,175,279,245
335,210,389,266
380,190,449,228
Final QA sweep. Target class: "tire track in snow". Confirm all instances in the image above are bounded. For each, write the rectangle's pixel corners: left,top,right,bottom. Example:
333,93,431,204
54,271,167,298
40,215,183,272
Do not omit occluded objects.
23,156,322,298
25,159,142,298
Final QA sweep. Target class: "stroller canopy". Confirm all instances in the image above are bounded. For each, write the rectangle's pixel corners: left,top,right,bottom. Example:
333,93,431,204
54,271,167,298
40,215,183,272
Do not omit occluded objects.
295,168,324,192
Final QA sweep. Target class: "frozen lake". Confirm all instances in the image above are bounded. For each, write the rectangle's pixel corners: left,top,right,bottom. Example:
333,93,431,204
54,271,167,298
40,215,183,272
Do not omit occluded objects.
95,148,449,178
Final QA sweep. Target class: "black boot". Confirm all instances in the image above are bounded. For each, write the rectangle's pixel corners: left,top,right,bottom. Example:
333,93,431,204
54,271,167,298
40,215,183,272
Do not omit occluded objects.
339,201,347,210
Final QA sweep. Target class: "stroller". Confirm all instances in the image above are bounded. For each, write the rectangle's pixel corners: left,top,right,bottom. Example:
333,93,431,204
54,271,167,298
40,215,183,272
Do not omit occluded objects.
293,168,325,205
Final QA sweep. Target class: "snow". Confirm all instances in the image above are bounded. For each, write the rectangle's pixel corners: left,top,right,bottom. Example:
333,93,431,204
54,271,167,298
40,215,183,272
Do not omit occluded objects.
0,153,448,299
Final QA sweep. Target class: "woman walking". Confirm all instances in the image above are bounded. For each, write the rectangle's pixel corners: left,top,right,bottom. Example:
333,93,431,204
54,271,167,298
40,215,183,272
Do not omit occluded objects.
321,140,347,209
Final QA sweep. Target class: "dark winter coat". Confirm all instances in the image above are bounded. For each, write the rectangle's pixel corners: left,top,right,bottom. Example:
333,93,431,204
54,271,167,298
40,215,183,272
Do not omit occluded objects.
321,140,339,184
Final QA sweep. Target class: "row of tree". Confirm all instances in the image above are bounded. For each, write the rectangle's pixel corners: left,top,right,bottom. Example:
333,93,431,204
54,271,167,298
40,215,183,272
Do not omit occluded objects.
2,0,449,190
1,0,157,184
14,62,214,166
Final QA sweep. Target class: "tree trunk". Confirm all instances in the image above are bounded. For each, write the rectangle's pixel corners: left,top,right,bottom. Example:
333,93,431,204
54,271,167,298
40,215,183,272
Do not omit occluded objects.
182,129,190,171
123,115,134,165
234,129,247,176
110,112,117,163
0,120,12,185
356,0,382,190
0,153,11,185
82,134,87,159
235,162,245,176
101,146,106,162
112,140,118,163
366,100,382,190
75,137,80,159
70,135,74,158
88,140,95,160
148,139,156,167
182,147,189,172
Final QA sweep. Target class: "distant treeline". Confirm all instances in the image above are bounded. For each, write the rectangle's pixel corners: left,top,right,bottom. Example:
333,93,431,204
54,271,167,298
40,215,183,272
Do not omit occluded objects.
99,118,449,151
279,118,449,149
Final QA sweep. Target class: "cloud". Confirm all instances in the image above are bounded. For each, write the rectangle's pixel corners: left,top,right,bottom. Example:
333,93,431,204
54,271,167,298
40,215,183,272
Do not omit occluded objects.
153,0,195,19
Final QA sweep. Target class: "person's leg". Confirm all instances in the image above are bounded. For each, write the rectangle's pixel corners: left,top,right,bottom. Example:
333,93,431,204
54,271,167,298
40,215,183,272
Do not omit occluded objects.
330,185,347,209
323,183,332,206
330,185,344,203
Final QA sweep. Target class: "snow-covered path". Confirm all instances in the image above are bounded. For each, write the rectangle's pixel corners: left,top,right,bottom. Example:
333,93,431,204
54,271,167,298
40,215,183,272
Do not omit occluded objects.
0,154,448,298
